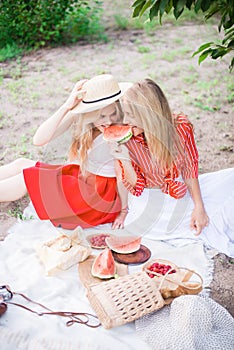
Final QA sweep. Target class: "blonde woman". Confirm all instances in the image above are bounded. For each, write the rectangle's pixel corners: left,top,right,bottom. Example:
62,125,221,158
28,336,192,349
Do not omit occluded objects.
110,78,234,257
0,74,132,230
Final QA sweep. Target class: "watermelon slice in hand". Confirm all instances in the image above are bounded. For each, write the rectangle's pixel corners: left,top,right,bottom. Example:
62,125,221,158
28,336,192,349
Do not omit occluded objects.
91,248,116,279
106,235,141,254
103,125,132,144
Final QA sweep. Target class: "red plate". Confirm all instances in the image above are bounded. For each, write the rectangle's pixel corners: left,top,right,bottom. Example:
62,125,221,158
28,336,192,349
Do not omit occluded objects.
112,245,151,265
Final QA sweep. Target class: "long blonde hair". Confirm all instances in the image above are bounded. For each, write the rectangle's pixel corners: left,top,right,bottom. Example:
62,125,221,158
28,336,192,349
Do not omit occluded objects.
122,79,184,170
69,101,123,173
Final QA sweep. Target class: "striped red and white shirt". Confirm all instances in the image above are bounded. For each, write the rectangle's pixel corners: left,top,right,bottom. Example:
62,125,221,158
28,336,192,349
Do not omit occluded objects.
119,114,198,199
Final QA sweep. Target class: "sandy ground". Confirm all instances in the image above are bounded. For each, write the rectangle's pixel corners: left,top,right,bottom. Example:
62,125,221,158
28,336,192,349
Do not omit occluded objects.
0,4,233,316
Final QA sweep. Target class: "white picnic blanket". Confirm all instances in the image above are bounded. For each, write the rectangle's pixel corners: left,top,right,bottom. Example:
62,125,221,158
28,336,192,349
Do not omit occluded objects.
1,167,234,349
0,205,215,350
125,168,234,258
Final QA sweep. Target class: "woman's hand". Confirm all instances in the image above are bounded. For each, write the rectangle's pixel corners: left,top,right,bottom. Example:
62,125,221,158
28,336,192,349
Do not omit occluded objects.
108,142,130,161
64,80,87,111
190,207,209,236
185,178,209,236
112,209,128,229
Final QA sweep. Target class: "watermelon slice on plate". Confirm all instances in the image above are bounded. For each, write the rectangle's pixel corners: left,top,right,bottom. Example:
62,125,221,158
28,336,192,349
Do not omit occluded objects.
105,235,141,254
103,125,132,144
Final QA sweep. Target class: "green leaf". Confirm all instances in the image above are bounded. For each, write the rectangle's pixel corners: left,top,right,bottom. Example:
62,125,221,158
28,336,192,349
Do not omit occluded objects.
149,2,160,20
198,51,211,64
211,47,227,59
229,57,234,72
133,2,146,18
173,7,184,19
165,0,173,13
175,0,186,13
139,0,153,17
159,0,170,23
201,0,211,12
192,41,213,56
185,0,194,10
224,27,234,36
194,0,202,13
132,0,146,8
159,0,170,15
227,39,234,48
222,29,234,44
223,19,233,30
204,8,219,21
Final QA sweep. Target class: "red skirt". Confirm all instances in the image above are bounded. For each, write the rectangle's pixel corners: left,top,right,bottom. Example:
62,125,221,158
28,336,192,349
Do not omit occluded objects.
23,162,121,229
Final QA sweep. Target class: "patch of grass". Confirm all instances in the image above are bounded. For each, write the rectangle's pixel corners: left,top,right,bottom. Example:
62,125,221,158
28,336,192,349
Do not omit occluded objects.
196,79,220,90
183,72,199,85
1,60,24,80
227,92,234,104
114,14,129,30
174,38,183,45
140,52,157,69
224,77,234,104
122,61,133,73
6,80,25,102
193,96,221,112
0,113,13,129
6,77,40,105
71,72,88,83
94,67,109,76
8,205,33,221
137,46,151,53
161,47,192,62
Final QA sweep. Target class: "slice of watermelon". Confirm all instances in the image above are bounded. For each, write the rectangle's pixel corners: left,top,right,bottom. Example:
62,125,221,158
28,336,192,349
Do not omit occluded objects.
91,248,116,279
105,235,141,254
103,125,132,144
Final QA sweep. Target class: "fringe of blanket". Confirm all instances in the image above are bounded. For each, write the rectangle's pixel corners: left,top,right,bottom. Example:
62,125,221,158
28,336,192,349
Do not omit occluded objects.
0,327,104,350
201,245,217,296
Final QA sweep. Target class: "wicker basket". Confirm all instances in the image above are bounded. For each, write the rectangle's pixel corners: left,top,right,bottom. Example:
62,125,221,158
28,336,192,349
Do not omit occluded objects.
86,271,165,329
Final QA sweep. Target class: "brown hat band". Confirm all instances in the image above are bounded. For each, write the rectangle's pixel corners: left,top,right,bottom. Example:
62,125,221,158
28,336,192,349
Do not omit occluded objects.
83,90,121,104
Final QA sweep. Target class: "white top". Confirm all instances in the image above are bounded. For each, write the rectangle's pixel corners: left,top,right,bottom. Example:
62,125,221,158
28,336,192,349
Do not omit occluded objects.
86,133,116,177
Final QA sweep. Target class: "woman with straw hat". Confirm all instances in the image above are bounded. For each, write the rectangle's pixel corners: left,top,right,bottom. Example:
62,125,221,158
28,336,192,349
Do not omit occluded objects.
0,74,132,230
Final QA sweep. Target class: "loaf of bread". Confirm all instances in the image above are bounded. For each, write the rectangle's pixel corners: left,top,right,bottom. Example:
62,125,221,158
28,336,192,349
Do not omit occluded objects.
36,227,92,275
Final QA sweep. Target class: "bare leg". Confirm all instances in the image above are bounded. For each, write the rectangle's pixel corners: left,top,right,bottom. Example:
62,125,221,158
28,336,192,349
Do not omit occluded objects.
0,172,28,202
0,158,36,181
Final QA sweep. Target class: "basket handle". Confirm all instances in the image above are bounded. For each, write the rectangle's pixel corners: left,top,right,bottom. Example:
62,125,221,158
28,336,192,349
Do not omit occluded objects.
145,266,203,291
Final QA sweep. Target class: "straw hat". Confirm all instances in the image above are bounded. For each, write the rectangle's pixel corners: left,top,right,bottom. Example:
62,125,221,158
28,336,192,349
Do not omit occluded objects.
136,295,234,350
71,74,132,114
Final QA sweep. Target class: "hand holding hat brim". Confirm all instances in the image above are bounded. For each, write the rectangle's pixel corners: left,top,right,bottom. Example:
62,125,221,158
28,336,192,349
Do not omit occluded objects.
64,78,88,111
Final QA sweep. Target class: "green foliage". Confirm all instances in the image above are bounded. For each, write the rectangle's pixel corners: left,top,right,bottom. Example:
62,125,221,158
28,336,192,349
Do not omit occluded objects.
0,0,104,61
0,44,24,62
61,3,106,42
193,27,234,71
132,0,234,71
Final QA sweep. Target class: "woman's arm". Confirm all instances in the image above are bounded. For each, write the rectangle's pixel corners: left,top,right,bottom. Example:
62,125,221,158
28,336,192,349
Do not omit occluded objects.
112,165,129,229
176,116,209,234
184,177,209,235
108,142,145,195
33,80,87,146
